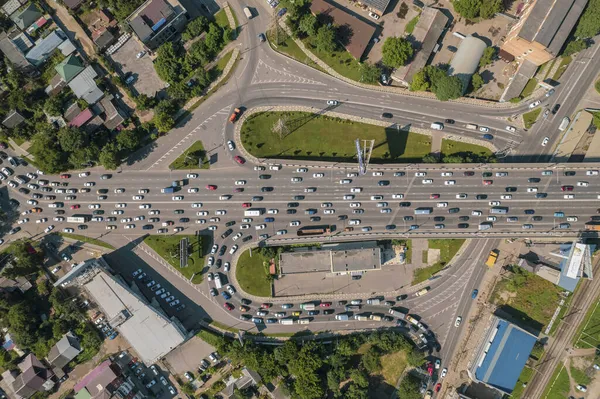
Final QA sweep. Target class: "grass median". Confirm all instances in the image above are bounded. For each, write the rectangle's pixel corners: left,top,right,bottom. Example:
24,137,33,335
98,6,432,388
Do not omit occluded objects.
241,111,432,163
440,140,493,159
235,248,273,297
412,239,465,284
169,140,209,170
523,108,542,129
144,235,208,284
58,233,115,250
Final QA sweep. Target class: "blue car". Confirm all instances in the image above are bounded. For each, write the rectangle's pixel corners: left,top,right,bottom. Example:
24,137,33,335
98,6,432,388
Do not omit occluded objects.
265,217,274,222
221,291,231,300
472,289,479,299
482,134,494,140
109,331,119,340
385,224,396,230
266,318,277,324
277,7,286,17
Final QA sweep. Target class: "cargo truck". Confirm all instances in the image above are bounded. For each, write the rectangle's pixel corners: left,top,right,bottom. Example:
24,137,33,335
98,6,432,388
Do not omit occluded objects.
214,273,223,289
388,309,407,320
335,314,349,321
300,303,316,310
244,209,263,217
585,223,600,231
161,187,175,194
366,298,380,305
243,7,253,19
345,305,361,312
67,215,90,223
415,287,429,296
297,318,310,324
486,249,499,267
369,314,382,321
354,314,369,321
172,179,185,187
405,315,419,326
297,226,332,236
279,318,294,325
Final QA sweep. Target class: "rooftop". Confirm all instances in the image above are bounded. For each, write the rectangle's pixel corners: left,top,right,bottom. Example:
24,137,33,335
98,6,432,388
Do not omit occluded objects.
310,0,376,59
25,29,65,66
11,3,42,30
68,65,104,104
73,360,119,398
69,108,94,128
55,54,84,83
129,0,176,42
358,0,392,14
473,317,537,394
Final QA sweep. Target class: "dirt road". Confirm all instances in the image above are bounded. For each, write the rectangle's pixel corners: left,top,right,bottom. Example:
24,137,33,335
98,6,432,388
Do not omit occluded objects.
46,1,96,58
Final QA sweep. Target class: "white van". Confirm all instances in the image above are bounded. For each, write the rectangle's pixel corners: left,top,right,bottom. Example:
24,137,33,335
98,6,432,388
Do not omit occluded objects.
430,122,444,130
558,117,570,131
466,123,478,130
269,164,281,170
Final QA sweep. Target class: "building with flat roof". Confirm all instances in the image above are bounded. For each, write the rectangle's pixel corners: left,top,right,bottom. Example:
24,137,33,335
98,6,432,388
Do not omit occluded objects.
310,0,376,59
392,7,448,86
127,0,188,50
501,0,588,66
469,316,537,394
449,35,487,94
279,241,382,274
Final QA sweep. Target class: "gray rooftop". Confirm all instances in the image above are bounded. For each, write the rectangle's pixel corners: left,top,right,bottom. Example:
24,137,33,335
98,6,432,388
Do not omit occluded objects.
358,0,392,13
449,35,487,94
0,31,32,71
279,242,381,274
26,30,65,66
68,65,104,104
500,59,538,102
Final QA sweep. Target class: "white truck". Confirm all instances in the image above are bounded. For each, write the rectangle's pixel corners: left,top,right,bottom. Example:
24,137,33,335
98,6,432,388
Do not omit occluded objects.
214,273,223,289
243,6,253,19
388,309,407,320
366,298,380,305
244,209,263,217
279,318,294,325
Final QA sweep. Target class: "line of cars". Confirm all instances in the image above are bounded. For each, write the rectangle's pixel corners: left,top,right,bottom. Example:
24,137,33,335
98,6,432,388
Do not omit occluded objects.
126,354,176,396
92,311,119,340
132,268,186,312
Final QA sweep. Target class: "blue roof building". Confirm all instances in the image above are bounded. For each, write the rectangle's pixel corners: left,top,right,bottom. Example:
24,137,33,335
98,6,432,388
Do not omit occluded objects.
470,316,537,394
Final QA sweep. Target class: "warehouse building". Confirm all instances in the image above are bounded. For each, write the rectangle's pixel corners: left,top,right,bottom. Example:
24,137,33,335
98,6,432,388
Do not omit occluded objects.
448,35,487,94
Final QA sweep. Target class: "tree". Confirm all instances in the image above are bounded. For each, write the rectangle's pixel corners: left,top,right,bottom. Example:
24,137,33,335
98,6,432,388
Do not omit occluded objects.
315,25,337,53
575,0,600,38
359,62,381,84
29,132,66,173
453,0,482,19
432,75,463,101
44,96,63,117
479,46,497,68
479,0,503,19
382,37,414,68
99,142,120,170
205,23,224,54
397,374,422,399
134,94,156,111
410,69,430,91
154,42,184,84
406,348,425,366
563,39,588,56
181,16,209,42
58,127,87,152
116,129,141,151
154,112,175,133
422,154,439,163
471,73,484,91
299,13,318,36
7,302,39,347
361,349,381,373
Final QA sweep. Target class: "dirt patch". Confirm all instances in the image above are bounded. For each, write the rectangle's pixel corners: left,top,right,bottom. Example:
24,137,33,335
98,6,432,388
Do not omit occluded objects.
427,248,440,266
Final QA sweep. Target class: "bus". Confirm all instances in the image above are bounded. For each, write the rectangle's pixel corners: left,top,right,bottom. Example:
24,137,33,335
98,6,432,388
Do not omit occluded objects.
300,302,316,310
67,214,90,223
558,117,570,131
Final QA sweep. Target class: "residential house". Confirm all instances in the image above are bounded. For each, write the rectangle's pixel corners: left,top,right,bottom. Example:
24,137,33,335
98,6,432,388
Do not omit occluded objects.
357,0,391,16
501,0,588,66
26,29,67,66
63,0,85,10
0,30,34,73
98,95,126,131
219,368,262,399
2,110,25,128
47,331,82,370
63,103,82,122
127,0,189,50
3,354,55,399
309,0,376,59
92,28,116,51
68,65,104,105
1,0,27,16
0,274,33,293
69,108,94,128
11,3,42,31
73,360,122,399
55,54,85,83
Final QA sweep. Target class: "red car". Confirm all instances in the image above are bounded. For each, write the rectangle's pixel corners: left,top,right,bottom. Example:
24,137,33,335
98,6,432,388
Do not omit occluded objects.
483,180,493,185
260,303,272,309
430,194,440,199
320,302,332,307
435,383,441,392
165,221,174,226
0,142,6,149
70,204,80,209
234,155,245,165
242,203,252,208
224,303,234,311
427,364,434,376
463,171,474,176
561,185,574,191
206,185,217,190
60,174,70,179
234,188,244,193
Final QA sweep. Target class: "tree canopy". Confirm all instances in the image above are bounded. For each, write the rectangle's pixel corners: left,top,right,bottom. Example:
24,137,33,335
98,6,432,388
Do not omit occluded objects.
315,25,337,53
453,0,503,20
382,37,414,68
575,0,600,38
409,65,463,101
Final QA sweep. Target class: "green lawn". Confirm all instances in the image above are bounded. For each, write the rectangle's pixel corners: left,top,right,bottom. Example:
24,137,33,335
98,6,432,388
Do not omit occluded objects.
541,364,570,399
380,350,408,385
520,78,538,98
302,38,367,83
267,29,324,72
241,111,432,163
169,140,209,170
144,235,208,284
440,140,493,158
570,363,591,386
214,9,229,28
413,239,465,284
552,56,572,81
595,78,600,94
59,233,115,250
405,15,420,34
491,265,564,332
511,366,534,399
236,249,273,297
523,108,542,129
574,298,600,348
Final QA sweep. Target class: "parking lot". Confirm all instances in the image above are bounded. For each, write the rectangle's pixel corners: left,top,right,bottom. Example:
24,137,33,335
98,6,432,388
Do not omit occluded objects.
42,234,108,279
109,39,167,97
116,350,177,399
164,336,215,375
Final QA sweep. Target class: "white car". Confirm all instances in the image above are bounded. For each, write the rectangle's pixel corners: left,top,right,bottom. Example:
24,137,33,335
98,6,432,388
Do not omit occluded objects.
121,218,132,223
139,204,151,209
500,195,512,200
339,179,351,184
422,179,433,184
373,171,383,176
456,193,467,199
351,187,362,193
116,203,126,208
349,202,361,208
113,210,124,215
138,189,149,194
527,187,538,192
313,173,324,178
444,180,456,185
240,224,250,230
541,137,549,146
487,216,497,222
114,188,124,193
348,219,361,225
392,194,404,199
291,177,303,183
227,140,235,151
84,182,95,187
296,168,308,173
455,316,462,327
44,225,54,233
415,172,426,177
564,194,575,199
26,173,37,179
529,100,541,108
219,195,231,200
324,209,335,214
441,368,447,379
267,209,278,214
36,218,48,224
187,173,198,179
577,181,589,187
191,203,202,208
197,211,208,216
172,196,184,201
437,202,448,207
88,204,100,209
17,218,29,224
326,100,339,105
187,188,198,193
125,224,135,229
229,245,238,254
479,126,489,132
321,202,333,208
368,11,380,19
63,228,74,233
489,201,500,206
576,385,587,392
586,170,599,176
567,216,578,222
276,230,287,235
505,126,516,132
347,172,358,177
232,233,243,241
132,195,143,200
343,195,355,200
441,172,453,177
54,217,64,222
78,172,90,177
235,180,246,185
149,210,160,215
210,244,218,254
27,199,38,205
472,210,482,216
255,224,266,230
134,216,145,221
290,221,301,227
215,210,226,215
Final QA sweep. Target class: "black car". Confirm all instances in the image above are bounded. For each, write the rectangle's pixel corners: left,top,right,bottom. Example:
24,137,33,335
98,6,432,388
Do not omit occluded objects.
252,196,264,201
142,224,154,230
219,246,227,256
552,104,560,114
399,202,411,207
54,210,65,215
0,151,7,159
433,216,445,222
524,209,535,215
179,217,190,223
482,172,492,177
41,187,52,192
93,210,104,215
564,171,576,176
18,187,30,194
216,259,222,268
78,224,88,230
532,216,543,221
459,216,469,221
448,208,460,214
323,309,335,315
378,180,390,186
385,224,396,230
242,235,253,242
381,112,393,118
287,202,299,208
337,215,347,220
463,171,475,176
225,221,235,227
528,178,541,183
476,194,487,200
241,298,252,305
260,187,273,192
32,193,42,199
458,223,469,228
9,199,20,207
174,209,184,214
535,193,547,198
258,174,271,179
286,209,297,214
293,195,305,201
310,216,321,222
101,174,112,180
97,189,108,194
220,229,233,239
403,216,414,221
445,119,455,124
505,187,517,192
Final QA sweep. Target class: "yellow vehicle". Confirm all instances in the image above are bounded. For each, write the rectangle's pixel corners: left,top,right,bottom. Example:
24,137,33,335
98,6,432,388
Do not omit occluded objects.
486,250,499,267
415,287,429,297
292,311,302,317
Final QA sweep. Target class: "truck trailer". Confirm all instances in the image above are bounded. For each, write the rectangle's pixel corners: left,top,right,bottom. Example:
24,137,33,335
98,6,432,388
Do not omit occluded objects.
296,226,331,236
486,249,499,267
